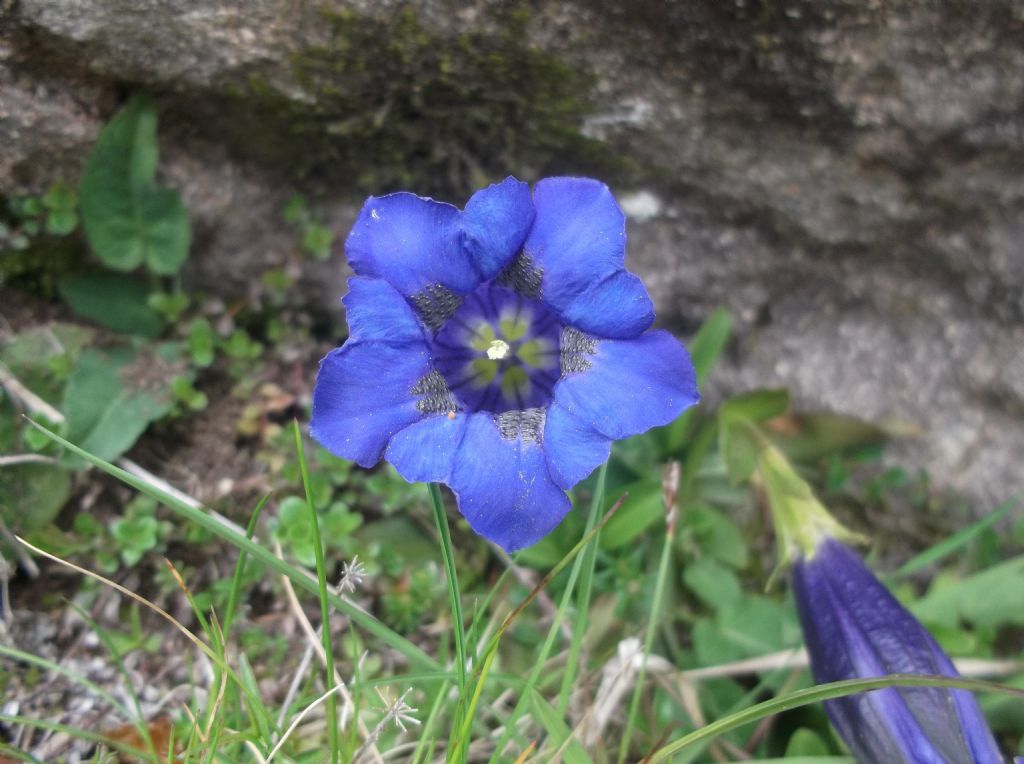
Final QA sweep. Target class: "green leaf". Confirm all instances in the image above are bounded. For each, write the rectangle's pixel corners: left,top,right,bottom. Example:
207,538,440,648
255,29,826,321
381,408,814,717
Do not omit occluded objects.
717,390,789,484
188,318,215,367
58,272,165,337
42,180,77,212
45,209,79,235
721,388,790,423
690,307,733,386
683,556,742,609
785,728,831,756
0,463,72,536
111,515,159,566
718,414,761,484
79,95,191,275
600,478,663,549
282,194,308,224
695,595,800,666
911,555,1024,629
770,411,888,462
682,506,748,569
302,223,335,259
62,347,176,463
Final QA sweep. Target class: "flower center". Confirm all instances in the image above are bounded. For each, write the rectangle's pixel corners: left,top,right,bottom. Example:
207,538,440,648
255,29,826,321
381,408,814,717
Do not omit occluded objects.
430,282,562,414
486,339,511,360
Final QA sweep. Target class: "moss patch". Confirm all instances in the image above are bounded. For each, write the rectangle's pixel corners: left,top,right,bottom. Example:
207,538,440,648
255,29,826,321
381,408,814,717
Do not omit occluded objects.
230,5,630,196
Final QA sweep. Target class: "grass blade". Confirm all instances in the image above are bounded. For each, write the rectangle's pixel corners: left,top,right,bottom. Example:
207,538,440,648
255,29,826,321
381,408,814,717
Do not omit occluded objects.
293,421,340,764
646,674,1024,762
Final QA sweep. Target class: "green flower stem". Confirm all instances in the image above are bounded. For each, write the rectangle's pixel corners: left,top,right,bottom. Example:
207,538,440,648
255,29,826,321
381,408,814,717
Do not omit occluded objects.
429,483,467,690
649,674,1024,762
293,422,339,764
428,482,469,764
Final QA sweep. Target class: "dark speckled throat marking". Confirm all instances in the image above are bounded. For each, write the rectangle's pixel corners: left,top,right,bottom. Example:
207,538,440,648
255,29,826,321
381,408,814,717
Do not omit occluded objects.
560,326,597,374
498,252,544,299
412,370,457,414
495,407,546,443
411,283,462,330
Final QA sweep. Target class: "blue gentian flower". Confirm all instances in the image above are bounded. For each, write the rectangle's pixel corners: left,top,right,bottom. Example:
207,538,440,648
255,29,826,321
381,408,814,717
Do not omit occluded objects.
793,537,1005,763
311,177,698,551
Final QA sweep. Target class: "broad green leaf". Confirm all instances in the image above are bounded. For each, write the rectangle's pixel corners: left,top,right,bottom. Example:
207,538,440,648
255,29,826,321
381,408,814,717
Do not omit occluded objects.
62,346,176,463
694,595,801,667
600,478,663,549
79,95,191,275
682,505,748,569
58,272,165,337
0,462,72,535
911,555,1024,629
683,556,742,609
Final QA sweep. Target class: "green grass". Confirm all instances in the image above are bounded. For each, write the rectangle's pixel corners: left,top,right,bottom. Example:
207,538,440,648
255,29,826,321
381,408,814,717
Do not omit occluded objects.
4,413,1023,763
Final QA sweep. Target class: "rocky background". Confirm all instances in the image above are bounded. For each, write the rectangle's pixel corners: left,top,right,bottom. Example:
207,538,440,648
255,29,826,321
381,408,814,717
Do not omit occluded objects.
2,0,1023,508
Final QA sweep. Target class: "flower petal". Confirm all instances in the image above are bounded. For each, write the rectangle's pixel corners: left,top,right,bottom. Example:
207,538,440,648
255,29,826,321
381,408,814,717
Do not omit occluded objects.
310,341,430,468
524,177,653,338
560,270,654,340
553,330,699,441
543,401,611,490
345,192,479,297
386,412,469,484
343,277,427,345
448,413,570,551
463,177,535,280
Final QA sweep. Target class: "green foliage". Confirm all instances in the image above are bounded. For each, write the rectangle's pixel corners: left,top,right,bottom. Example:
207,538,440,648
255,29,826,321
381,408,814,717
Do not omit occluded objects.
187,317,216,368
6,302,1024,763
79,94,191,275
912,555,1024,630
1,181,80,253
283,195,335,260
58,272,166,337
0,323,91,536
41,181,80,235
110,496,167,566
62,345,180,464
271,495,362,567
170,375,208,411
147,290,191,323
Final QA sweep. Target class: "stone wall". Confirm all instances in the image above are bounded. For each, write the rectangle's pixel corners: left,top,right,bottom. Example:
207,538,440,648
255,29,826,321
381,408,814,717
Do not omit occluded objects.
2,0,1022,506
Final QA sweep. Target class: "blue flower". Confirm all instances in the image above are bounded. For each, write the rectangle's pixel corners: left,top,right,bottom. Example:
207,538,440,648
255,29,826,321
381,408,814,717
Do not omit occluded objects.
793,538,1005,763
311,177,698,551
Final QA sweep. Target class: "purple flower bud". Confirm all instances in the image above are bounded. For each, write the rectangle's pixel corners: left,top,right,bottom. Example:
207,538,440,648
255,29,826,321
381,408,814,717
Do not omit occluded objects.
793,538,1005,763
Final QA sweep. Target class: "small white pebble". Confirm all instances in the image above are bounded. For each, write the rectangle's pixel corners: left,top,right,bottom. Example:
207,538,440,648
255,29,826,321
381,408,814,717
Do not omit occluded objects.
619,191,662,223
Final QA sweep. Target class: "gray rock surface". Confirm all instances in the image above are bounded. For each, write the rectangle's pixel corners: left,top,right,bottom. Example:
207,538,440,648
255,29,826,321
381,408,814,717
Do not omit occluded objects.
1,0,1022,506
